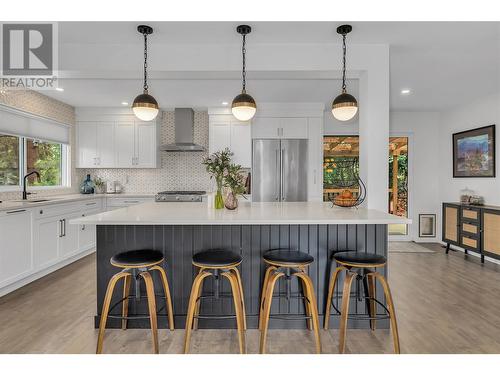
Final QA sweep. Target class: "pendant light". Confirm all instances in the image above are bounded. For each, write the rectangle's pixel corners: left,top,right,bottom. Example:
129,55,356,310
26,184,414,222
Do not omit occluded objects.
332,24,358,122
132,25,159,122
232,25,256,122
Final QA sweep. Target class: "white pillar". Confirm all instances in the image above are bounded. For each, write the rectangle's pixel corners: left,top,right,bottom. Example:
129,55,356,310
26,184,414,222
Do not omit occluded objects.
358,47,390,211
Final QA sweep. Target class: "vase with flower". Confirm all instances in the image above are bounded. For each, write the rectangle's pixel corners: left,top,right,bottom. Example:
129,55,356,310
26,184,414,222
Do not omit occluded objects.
202,148,232,209
223,163,247,210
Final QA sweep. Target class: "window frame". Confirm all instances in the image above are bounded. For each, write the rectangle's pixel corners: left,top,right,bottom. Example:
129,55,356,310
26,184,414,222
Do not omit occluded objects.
0,133,70,192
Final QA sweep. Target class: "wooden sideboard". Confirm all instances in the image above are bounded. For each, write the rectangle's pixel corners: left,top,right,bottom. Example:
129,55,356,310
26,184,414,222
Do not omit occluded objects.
442,202,500,263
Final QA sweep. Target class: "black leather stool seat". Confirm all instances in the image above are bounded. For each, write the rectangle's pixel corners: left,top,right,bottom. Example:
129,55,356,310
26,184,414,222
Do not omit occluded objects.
110,249,164,267
263,249,314,265
333,251,387,266
192,249,242,267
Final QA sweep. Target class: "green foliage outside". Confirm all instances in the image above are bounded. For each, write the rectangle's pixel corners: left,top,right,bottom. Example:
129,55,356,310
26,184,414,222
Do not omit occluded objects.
29,141,62,186
0,135,62,187
323,156,360,188
0,135,20,185
389,154,408,192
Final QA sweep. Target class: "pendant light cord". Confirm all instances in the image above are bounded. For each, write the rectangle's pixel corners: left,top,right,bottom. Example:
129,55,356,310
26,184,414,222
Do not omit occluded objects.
143,32,149,92
241,34,246,93
341,33,347,92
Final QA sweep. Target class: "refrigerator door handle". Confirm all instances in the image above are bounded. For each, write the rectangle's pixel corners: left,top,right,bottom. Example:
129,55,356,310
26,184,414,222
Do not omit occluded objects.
281,148,285,201
275,149,280,200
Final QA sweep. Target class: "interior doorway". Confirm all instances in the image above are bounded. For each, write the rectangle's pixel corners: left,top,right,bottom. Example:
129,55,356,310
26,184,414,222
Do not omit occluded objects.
388,137,409,236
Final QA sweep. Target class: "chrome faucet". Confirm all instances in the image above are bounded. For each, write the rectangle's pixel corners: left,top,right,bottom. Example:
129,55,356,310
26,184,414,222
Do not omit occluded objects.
23,171,41,200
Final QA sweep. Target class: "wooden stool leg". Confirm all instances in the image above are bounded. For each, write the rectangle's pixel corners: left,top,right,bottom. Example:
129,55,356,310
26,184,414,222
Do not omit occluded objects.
366,272,377,331
338,271,356,354
232,267,247,330
295,271,322,354
121,274,132,330
183,270,211,354
259,265,277,331
223,270,246,354
259,271,284,354
139,271,159,354
373,272,400,354
192,268,204,330
299,275,312,330
324,265,347,329
150,265,175,331
96,272,131,354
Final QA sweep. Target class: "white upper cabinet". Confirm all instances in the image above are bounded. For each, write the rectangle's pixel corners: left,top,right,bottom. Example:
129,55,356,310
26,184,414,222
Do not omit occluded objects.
251,117,308,139
77,122,115,168
135,121,157,167
208,116,251,168
96,123,115,167
76,111,158,169
115,122,136,167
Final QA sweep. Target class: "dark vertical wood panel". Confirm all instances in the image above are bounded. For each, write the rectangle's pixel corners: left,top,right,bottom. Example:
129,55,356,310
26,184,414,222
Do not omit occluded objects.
95,223,389,329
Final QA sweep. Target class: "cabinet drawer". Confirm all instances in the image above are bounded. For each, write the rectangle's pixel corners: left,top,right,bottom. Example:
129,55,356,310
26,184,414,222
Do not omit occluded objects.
106,197,153,207
461,207,479,222
462,222,479,235
460,235,479,250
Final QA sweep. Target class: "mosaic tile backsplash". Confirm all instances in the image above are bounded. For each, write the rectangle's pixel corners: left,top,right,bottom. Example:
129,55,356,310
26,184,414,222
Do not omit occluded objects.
0,90,79,201
78,110,214,193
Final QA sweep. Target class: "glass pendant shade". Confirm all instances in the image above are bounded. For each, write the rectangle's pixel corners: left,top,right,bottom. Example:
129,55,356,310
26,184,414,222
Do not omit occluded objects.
231,91,257,121
332,91,358,122
132,91,159,121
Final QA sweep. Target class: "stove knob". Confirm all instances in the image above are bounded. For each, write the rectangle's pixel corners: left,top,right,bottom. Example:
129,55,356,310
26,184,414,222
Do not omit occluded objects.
161,196,167,201
176,196,180,201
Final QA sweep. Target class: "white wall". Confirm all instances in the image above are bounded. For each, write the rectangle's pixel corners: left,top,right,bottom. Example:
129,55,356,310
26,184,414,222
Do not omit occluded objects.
439,93,500,206
390,112,441,242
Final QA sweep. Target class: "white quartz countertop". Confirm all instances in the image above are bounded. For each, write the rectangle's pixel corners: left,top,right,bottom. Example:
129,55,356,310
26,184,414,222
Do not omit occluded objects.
0,193,154,212
70,201,412,226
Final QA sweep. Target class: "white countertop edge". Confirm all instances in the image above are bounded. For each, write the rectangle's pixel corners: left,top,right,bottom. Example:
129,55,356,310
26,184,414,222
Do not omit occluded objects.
69,201,412,226
0,193,155,212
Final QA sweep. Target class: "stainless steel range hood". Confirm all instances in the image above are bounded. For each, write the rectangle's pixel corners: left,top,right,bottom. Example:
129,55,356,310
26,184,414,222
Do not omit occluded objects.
160,108,205,152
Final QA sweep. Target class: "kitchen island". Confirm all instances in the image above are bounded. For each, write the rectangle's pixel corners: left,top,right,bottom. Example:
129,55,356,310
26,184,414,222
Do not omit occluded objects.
71,201,410,329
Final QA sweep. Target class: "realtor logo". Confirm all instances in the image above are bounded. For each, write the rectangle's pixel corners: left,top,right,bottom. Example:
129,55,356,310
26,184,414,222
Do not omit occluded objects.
1,22,58,89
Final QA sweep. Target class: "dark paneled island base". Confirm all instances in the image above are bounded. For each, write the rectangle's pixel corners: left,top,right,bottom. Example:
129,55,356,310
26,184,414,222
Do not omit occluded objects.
95,224,389,329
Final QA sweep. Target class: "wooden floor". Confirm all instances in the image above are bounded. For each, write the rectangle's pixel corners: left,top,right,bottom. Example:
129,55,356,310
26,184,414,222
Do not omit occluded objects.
1,243,500,354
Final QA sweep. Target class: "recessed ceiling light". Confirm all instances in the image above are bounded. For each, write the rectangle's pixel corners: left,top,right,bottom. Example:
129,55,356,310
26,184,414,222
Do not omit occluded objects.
401,89,411,95
55,87,64,92
222,101,228,106
121,101,129,106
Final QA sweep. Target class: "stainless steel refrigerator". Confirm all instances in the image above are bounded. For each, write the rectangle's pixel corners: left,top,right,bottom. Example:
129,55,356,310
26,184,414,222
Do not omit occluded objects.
252,139,308,202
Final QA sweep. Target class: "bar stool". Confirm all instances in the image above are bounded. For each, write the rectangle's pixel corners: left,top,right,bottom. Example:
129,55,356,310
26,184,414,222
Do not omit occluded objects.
324,251,400,354
184,249,246,354
259,249,321,354
96,249,175,354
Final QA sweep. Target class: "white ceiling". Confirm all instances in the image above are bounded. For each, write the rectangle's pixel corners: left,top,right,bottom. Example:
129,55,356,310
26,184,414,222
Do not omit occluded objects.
43,21,499,111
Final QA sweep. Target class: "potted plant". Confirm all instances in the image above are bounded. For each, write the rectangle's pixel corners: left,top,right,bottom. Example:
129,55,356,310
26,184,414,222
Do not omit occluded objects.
94,177,106,194
223,163,247,210
202,148,232,209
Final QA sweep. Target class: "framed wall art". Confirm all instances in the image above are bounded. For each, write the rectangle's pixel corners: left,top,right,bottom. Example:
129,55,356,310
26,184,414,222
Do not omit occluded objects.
453,125,495,178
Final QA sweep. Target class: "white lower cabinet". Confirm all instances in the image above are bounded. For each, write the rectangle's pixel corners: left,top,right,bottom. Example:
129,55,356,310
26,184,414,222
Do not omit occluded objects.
59,212,81,259
78,210,99,250
0,209,33,288
33,215,61,269
0,198,105,296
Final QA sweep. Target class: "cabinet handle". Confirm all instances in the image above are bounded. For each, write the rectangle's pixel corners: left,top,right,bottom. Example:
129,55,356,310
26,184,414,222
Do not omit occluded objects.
86,202,97,206
313,169,317,185
124,200,139,204
59,220,63,237
81,214,86,230
62,219,66,237
6,209,26,214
